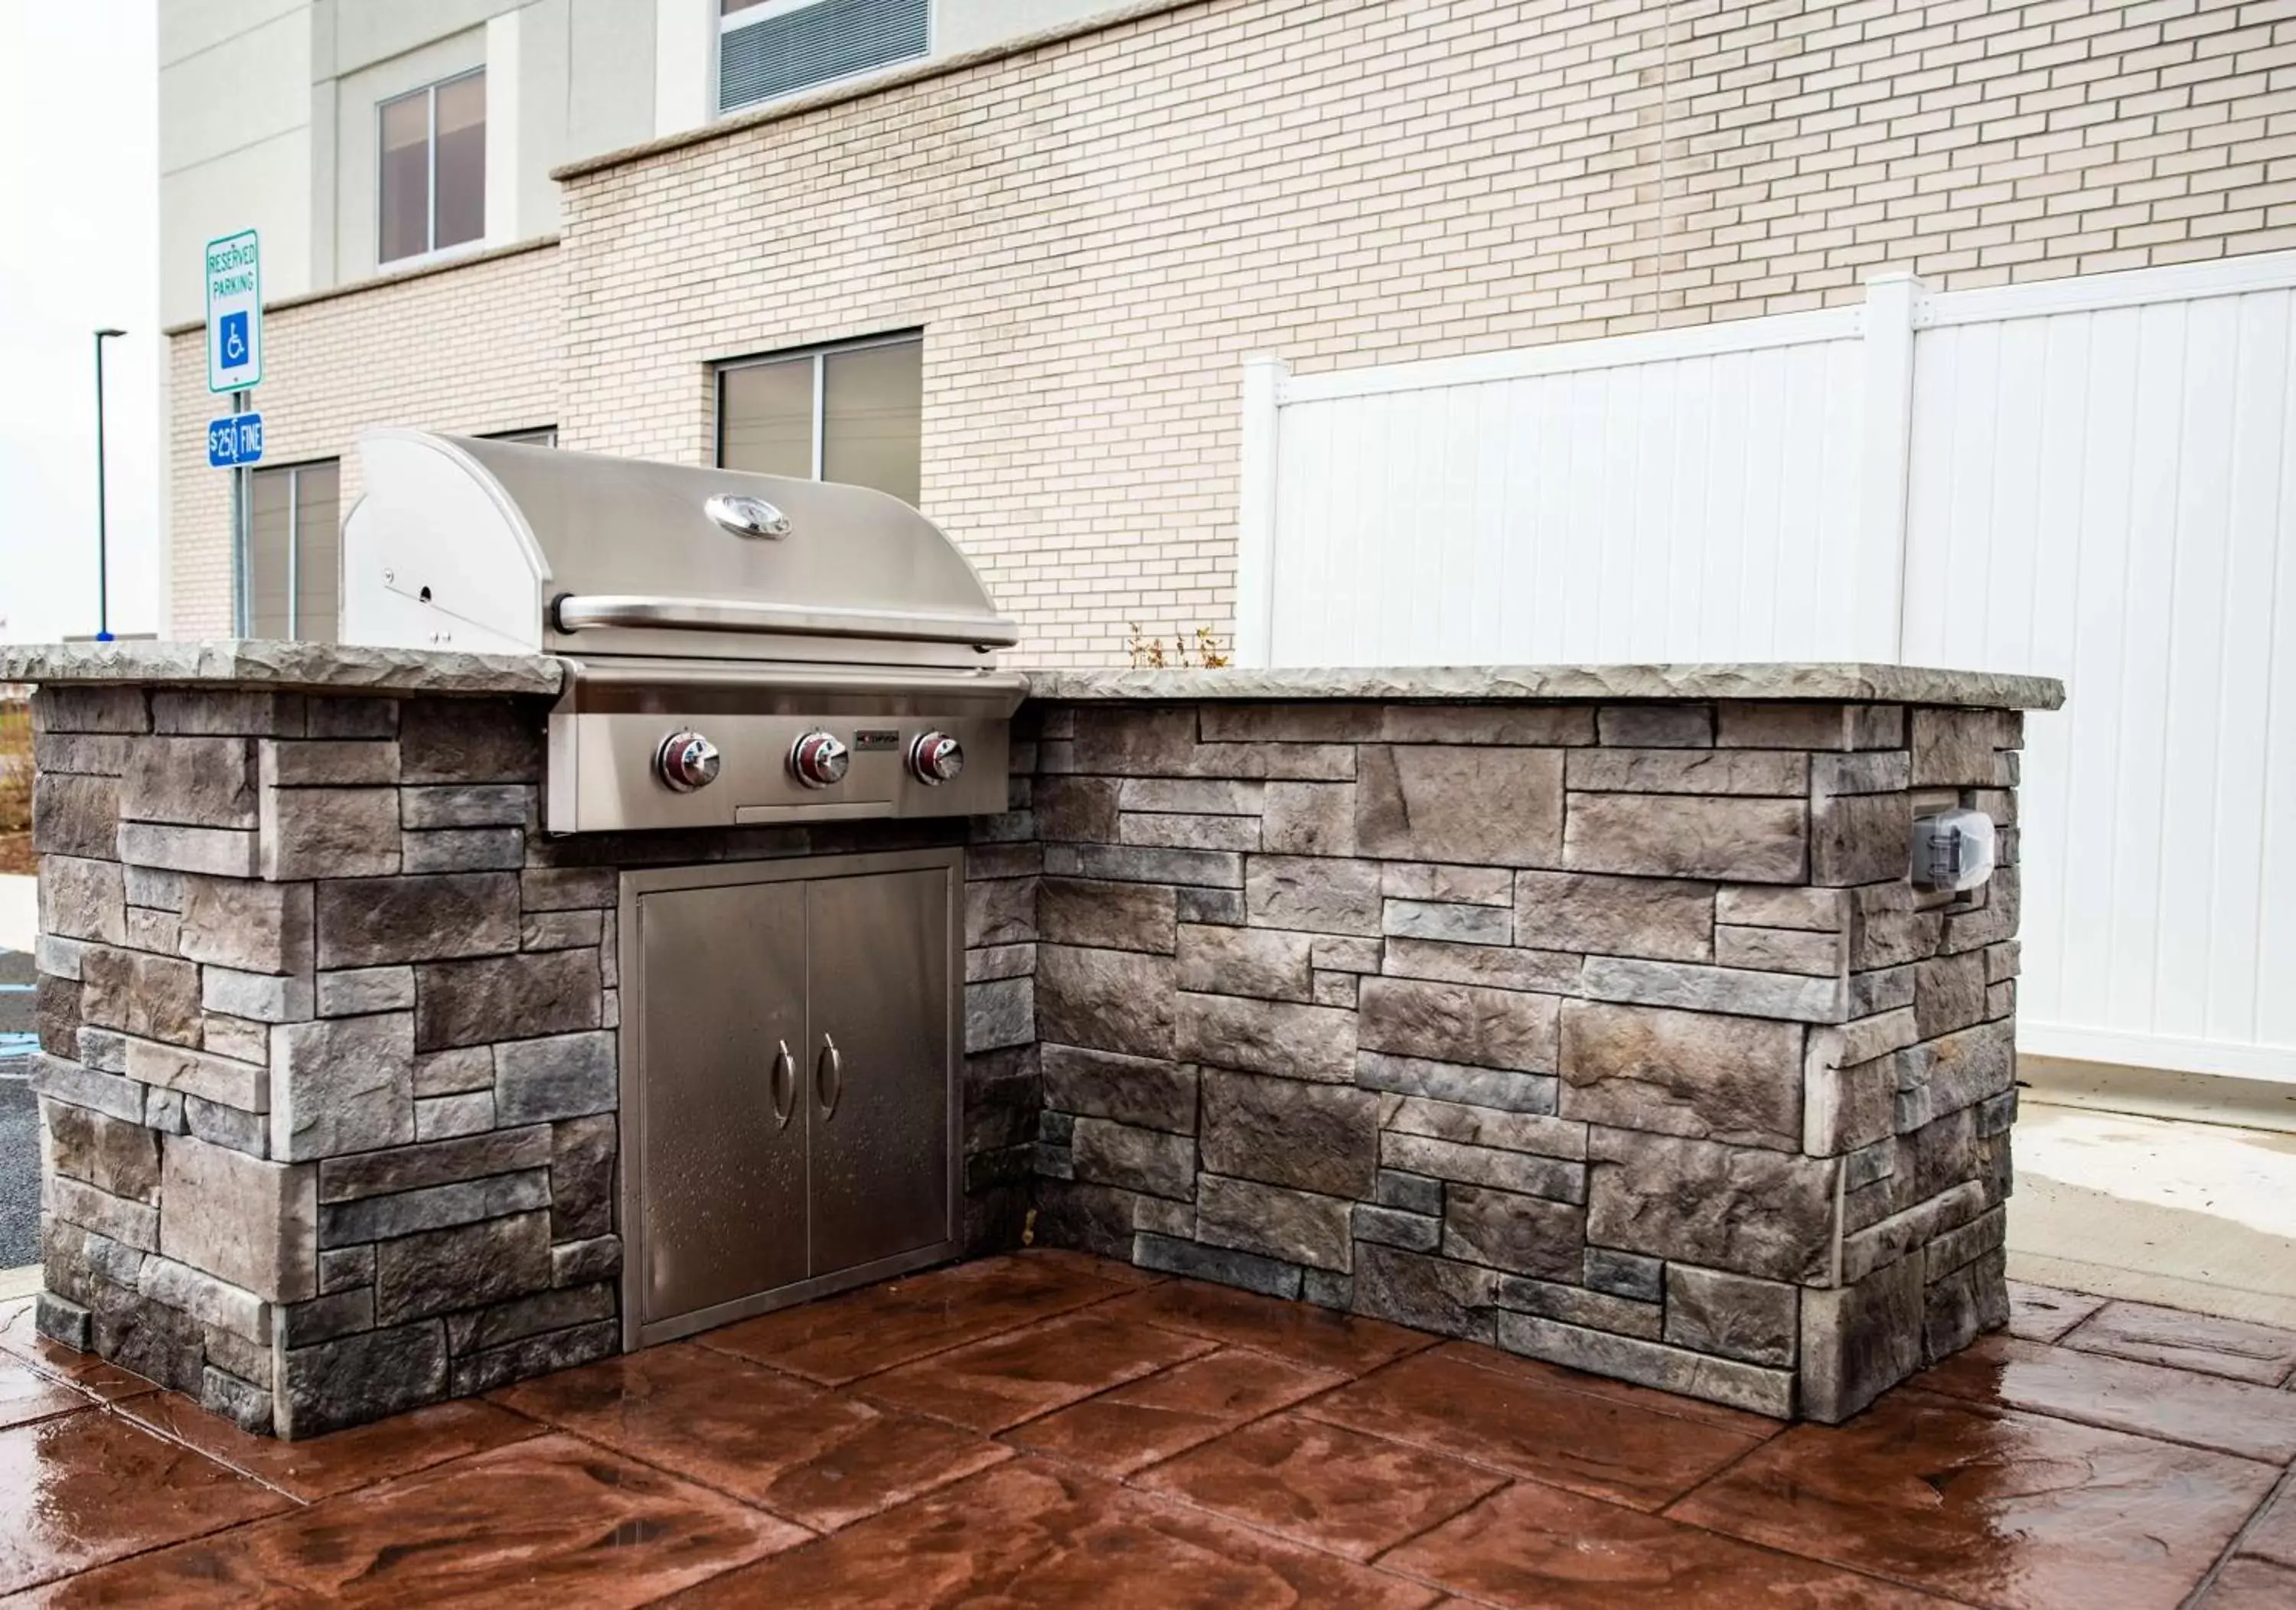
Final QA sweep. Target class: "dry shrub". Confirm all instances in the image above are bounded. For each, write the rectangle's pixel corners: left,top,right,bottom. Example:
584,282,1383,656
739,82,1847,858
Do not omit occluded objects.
0,699,31,833
1125,624,1231,670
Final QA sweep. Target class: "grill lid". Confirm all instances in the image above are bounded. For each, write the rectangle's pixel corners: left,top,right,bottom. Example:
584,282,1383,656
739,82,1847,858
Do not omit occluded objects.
341,429,1018,667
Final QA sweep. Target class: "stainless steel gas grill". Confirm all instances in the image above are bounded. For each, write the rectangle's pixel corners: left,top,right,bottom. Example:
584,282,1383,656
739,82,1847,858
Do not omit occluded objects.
341,429,1019,1348
341,428,1026,833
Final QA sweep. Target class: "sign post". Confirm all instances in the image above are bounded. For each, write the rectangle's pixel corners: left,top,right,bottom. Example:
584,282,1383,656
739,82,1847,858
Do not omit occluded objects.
206,230,263,635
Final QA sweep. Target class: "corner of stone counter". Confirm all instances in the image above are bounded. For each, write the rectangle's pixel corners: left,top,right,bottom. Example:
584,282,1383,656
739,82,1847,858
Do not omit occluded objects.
1009,678,2037,1423
0,640,565,699
25,680,615,1436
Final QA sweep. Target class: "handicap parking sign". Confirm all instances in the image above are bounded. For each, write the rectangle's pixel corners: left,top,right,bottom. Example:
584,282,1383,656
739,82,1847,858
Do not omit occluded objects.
205,230,263,393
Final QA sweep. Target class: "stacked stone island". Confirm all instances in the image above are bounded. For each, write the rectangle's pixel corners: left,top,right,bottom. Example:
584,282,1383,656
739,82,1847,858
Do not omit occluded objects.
17,645,2058,1434
20,650,1035,1438
1016,666,2051,1422
28,673,626,1437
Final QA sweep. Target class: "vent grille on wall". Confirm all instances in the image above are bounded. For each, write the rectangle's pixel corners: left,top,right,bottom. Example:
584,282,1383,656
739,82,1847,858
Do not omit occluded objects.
720,0,931,112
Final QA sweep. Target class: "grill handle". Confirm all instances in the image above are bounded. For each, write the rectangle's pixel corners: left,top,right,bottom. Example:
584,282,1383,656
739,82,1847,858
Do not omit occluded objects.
552,592,1020,650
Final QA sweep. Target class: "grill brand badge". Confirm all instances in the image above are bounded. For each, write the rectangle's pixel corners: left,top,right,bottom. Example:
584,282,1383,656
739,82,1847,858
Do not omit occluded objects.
853,730,902,752
703,494,792,539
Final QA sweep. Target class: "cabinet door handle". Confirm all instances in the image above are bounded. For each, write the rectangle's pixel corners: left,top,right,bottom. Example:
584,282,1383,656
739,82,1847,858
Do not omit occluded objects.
816,1035,843,1120
769,1040,795,1129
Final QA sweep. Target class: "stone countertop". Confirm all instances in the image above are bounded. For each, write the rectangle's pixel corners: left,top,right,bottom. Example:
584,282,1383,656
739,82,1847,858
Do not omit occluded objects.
0,640,564,699
0,644,2064,710
1020,662,2066,709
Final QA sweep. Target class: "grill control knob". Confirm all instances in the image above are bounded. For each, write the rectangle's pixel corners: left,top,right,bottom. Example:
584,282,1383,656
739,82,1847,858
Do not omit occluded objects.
790,730,850,788
909,732,965,786
656,731,721,793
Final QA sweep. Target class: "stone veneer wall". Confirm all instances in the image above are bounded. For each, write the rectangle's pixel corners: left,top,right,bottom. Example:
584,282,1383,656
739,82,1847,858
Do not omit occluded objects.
29,683,1029,1438
30,678,2024,1432
1019,697,2024,1422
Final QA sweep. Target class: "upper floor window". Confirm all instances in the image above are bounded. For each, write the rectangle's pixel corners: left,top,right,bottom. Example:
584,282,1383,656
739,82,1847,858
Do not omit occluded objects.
380,70,485,266
719,0,929,114
716,334,922,507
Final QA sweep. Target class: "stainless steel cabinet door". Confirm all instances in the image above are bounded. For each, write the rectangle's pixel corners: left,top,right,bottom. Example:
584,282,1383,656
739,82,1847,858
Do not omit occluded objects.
636,880,809,1325
804,867,953,1276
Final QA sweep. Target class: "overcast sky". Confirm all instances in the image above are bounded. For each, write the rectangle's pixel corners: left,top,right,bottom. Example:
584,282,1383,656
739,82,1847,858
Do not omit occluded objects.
0,2,161,644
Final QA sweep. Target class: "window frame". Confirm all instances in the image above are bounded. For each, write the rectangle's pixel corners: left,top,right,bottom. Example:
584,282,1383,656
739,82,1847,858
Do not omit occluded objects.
713,330,922,483
246,456,343,644
714,0,934,119
376,67,487,270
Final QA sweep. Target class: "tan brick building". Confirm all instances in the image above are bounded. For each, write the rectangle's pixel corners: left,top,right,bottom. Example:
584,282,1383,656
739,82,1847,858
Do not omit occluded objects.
166,0,2296,660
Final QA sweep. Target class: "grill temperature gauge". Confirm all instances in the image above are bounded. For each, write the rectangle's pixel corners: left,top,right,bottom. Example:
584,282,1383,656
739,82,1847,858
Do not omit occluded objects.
790,730,850,788
656,731,722,793
909,732,964,785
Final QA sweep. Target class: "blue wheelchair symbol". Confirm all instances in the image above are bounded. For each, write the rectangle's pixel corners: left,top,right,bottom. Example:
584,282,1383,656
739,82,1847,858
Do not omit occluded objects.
220,311,249,370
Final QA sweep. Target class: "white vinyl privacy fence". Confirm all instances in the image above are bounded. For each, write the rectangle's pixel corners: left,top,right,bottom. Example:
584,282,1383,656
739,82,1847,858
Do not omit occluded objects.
1237,252,2296,1084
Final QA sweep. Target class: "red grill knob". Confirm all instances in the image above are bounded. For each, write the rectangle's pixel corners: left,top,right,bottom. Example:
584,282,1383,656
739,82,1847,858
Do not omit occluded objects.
790,730,850,788
909,732,964,786
656,731,721,793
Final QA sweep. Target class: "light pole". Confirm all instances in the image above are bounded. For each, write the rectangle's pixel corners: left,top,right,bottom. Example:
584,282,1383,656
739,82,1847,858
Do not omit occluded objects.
93,328,126,643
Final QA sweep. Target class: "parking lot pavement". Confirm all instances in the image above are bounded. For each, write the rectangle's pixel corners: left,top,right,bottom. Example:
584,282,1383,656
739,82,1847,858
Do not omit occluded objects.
0,1075,33,1269
1,943,35,1271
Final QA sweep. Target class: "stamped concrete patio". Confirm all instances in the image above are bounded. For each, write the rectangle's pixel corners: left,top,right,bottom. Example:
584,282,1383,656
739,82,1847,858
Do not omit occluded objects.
4,1247,2296,1607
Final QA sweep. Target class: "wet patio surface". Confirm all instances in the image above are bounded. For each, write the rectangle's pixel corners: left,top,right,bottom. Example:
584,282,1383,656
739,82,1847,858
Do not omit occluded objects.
4,1250,2296,1606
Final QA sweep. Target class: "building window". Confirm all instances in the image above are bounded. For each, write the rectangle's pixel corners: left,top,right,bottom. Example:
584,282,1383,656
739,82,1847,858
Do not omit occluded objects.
248,460,341,643
719,0,929,114
379,70,485,266
717,334,922,507
483,426,559,447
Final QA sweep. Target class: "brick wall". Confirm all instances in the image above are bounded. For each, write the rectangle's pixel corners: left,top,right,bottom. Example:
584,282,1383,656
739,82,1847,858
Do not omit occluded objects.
168,0,2296,657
